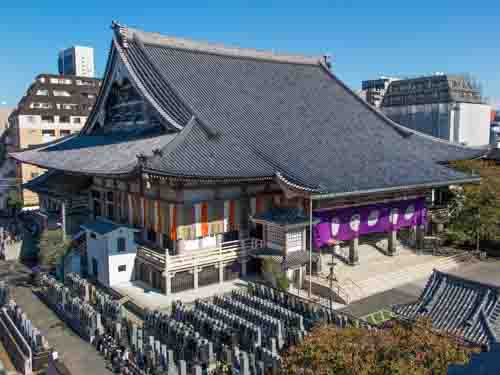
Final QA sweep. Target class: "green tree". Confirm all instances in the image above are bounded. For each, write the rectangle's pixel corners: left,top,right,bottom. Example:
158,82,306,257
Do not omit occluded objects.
447,160,500,250
282,318,477,375
38,229,72,269
6,190,23,215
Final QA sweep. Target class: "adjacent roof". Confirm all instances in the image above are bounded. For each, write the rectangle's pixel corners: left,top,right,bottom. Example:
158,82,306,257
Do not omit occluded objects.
252,207,320,227
11,23,485,195
24,170,91,196
81,219,138,235
393,270,500,346
483,148,500,163
13,130,177,175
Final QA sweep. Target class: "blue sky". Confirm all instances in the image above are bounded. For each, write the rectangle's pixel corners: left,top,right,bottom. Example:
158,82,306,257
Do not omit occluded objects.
1,1,499,108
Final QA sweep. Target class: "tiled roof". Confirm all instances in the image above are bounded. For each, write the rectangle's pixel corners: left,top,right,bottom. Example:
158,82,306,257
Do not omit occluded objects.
393,270,500,346
24,170,91,196
12,130,177,175
11,24,485,194
252,207,319,226
81,219,137,235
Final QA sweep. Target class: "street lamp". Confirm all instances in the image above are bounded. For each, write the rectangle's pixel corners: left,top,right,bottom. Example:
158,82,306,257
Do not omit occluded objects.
326,238,338,309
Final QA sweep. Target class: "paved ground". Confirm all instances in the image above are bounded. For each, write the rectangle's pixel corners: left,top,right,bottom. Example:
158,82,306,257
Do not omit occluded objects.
0,261,112,375
340,258,500,318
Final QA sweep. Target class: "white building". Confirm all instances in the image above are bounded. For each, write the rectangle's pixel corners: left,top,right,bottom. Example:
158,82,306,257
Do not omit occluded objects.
58,46,95,78
381,75,491,147
82,220,140,287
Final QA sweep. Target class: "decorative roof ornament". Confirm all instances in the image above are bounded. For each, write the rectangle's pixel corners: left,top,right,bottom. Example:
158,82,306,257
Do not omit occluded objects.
111,21,129,49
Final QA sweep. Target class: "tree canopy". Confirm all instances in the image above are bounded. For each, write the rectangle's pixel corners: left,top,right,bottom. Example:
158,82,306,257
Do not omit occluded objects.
282,318,477,375
38,229,72,269
447,160,500,249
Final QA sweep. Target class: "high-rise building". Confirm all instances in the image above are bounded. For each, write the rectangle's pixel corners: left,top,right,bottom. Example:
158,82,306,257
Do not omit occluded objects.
58,46,95,78
2,73,101,208
381,74,491,147
359,77,399,108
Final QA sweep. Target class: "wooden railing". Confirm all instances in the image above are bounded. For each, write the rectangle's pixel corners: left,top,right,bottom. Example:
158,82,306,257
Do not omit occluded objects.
137,238,264,272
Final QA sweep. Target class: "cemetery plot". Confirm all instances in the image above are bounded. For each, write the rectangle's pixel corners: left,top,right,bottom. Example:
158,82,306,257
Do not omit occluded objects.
0,281,51,375
36,273,374,375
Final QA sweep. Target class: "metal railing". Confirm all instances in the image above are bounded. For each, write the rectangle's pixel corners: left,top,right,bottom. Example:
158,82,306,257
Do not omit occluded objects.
137,238,264,272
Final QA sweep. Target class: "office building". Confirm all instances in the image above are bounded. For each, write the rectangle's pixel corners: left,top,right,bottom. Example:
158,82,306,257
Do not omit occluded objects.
381,74,491,146
359,77,398,108
58,46,95,78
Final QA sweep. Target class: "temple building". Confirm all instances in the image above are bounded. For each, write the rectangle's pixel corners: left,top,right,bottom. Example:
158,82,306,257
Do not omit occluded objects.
11,23,483,295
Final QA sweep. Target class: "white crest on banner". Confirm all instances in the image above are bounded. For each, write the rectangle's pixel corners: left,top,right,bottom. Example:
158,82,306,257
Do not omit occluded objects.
350,214,361,232
390,208,399,225
331,217,340,236
367,210,379,226
404,205,415,220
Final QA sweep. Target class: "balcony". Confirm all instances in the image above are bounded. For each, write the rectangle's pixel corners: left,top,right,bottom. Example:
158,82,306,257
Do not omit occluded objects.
136,238,264,273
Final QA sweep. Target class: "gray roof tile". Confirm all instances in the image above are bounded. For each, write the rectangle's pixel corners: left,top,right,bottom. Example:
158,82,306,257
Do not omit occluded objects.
393,270,500,346
10,25,485,194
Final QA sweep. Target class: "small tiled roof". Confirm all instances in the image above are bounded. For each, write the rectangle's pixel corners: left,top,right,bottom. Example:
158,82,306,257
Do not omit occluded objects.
393,270,500,346
252,207,319,226
81,219,138,235
11,24,485,193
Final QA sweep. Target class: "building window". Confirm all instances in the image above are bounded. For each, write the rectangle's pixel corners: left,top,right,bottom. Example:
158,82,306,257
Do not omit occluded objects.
42,129,56,136
118,265,126,272
62,104,77,110
36,89,49,96
41,116,54,123
94,202,102,218
59,116,70,123
60,130,71,137
73,117,81,124
117,237,126,252
53,90,71,97
90,233,97,239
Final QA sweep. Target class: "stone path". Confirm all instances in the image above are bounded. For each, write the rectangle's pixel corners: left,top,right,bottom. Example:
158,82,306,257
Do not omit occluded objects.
339,258,500,318
0,261,112,375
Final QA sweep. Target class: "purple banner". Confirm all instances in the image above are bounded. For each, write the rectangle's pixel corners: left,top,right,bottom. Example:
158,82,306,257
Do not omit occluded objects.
313,198,427,247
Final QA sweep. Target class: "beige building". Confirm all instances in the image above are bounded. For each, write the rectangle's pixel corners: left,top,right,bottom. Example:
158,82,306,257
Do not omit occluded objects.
2,74,101,208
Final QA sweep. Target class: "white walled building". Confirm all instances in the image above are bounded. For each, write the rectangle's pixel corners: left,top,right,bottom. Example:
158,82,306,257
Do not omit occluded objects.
82,220,139,287
381,75,491,147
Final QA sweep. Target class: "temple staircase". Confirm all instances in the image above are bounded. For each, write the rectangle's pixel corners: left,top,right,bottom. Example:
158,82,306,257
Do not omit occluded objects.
307,249,475,305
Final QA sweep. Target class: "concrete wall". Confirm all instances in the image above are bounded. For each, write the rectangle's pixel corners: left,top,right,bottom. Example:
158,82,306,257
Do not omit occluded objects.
106,228,137,286
455,102,491,146
86,227,137,287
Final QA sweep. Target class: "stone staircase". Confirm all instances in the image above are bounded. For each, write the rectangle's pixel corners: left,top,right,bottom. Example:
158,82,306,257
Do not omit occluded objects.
308,251,474,304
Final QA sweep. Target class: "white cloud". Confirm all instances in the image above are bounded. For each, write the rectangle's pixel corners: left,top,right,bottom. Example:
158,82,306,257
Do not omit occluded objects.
0,101,6,106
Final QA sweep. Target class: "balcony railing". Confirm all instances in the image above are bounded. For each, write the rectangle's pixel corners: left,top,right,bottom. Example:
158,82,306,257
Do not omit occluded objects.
137,238,264,272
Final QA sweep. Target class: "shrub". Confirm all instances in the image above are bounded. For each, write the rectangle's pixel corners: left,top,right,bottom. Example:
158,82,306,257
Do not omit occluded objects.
282,318,478,375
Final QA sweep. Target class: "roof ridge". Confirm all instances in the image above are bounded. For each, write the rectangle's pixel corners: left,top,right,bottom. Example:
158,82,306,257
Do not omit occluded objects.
117,24,322,66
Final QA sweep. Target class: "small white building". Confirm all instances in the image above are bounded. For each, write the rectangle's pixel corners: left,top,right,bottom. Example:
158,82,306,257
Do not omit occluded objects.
81,219,139,287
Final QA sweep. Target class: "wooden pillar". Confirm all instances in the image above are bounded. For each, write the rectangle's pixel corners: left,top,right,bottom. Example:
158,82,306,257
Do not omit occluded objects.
241,260,248,277
165,272,172,295
219,263,224,284
388,230,398,256
349,237,359,266
193,262,199,289
416,225,425,252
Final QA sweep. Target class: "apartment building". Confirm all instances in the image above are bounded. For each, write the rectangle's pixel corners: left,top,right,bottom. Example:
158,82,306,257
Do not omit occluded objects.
3,74,101,207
